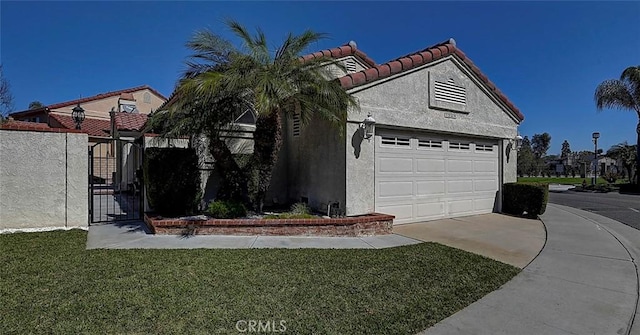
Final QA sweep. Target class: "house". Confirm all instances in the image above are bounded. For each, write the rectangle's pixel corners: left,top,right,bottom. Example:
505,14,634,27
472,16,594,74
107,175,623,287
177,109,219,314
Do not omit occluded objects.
266,39,524,224
192,39,523,224
9,85,167,195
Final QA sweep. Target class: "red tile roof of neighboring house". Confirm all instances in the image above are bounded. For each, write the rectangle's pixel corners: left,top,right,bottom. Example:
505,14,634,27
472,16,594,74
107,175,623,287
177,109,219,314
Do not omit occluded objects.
119,92,135,101
300,41,376,67
337,38,524,122
9,85,166,116
1,120,51,130
49,113,111,137
114,113,148,131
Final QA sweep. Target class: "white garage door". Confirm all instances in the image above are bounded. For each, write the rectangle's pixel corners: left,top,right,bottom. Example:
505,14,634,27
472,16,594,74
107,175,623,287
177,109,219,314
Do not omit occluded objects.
375,131,499,224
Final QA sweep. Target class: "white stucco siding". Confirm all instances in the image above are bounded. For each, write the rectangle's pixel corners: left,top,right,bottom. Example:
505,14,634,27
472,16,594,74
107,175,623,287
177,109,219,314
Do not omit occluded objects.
0,130,88,231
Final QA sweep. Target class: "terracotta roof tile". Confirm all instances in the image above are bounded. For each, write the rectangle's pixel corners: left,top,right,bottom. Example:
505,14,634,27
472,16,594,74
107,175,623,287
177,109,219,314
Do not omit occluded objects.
49,113,111,137
300,42,376,68
113,113,148,131
1,120,51,130
336,39,524,122
119,92,135,101
10,85,166,116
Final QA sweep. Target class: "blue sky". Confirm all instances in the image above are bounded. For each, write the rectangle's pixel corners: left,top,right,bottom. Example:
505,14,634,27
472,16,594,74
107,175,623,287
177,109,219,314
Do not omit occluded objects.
2,1,639,154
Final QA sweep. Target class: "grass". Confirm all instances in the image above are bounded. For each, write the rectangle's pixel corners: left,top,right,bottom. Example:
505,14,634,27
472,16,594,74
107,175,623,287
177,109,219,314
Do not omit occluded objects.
0,230,519,334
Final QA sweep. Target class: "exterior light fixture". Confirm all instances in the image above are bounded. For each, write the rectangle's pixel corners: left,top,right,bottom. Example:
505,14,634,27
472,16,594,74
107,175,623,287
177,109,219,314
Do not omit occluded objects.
592,132,600,185
505,134,523,163
360,113,375,140
71,103,85,130
513,135,523,150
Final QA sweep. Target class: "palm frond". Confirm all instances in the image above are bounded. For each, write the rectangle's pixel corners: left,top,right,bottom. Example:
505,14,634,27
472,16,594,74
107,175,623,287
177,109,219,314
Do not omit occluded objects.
594,79,635,111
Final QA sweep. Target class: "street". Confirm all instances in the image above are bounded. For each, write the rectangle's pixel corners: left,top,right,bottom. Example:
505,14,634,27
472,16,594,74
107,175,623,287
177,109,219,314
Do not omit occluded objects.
548,191,640,229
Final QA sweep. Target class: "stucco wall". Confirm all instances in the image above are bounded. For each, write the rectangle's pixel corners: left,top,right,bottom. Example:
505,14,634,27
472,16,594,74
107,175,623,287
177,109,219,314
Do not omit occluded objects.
0,129,88,231
344,56,520,216
285,114,346,214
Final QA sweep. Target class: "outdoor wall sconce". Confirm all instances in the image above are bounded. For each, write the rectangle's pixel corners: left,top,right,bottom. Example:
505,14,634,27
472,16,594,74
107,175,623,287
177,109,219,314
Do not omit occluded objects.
505,134,523,163
71,103,85,130
360,113,376,140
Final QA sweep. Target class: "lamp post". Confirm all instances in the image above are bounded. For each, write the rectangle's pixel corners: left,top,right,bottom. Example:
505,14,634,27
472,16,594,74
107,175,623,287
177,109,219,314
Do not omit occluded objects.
592,132,600,185
71,103,85,130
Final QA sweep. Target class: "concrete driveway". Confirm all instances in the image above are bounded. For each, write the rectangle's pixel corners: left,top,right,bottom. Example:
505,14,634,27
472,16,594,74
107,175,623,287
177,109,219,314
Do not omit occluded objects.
393,213,546,268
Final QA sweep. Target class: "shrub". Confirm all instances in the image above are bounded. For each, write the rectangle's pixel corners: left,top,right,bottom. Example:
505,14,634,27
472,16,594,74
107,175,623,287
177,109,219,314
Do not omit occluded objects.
502,182,548,218
207,200,247,219
264,213,316,220
144,147,201,216
290,202,311,215
619,183,640,194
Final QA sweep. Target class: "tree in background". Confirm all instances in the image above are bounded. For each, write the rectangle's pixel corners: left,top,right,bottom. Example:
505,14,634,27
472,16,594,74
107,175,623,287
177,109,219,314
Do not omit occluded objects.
606,142,637,181
595,65,640,184
517,136,535,176
28,101,45,110
531,132,551,159
0,65,14,118
560,140,572,177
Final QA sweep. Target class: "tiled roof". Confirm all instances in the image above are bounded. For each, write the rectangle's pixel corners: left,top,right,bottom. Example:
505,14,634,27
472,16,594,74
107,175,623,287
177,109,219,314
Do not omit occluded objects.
114,113,148,131
10,85,166,116
300,41,376,67
1,120,51,130
337,38,524,122
49,113,111,137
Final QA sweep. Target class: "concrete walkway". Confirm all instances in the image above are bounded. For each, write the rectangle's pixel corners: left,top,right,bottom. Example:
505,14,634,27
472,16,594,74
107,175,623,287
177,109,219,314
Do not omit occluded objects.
393,213,545,268
422,204,640,335
86,221,421,249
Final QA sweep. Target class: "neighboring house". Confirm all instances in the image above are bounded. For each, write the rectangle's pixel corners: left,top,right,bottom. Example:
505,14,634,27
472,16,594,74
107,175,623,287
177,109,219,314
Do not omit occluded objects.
192,39,523,224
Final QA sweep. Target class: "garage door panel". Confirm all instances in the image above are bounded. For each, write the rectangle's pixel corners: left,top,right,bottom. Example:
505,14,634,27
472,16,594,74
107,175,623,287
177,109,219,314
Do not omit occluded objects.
416,202,445,219
474,179,498,192
447,180,474,193
474,160,497,173
378,181,413,198
416,181,446,196
377,204,413,222
416,159,445,173
447,159,474,173
375,131,499,224
449,199,475,215
378,157,413,173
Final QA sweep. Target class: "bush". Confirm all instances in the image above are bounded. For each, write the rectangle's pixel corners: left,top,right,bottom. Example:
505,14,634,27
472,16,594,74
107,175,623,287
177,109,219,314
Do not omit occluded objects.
619,183,640,194
502,182,548,218
290,202,311,215
207,200,247,219
264,213,316,220
144,147,201,216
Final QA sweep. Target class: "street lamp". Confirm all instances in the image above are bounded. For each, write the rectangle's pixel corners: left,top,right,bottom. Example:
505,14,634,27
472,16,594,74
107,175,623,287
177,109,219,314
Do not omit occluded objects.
592,132,600,185
71,103,85,130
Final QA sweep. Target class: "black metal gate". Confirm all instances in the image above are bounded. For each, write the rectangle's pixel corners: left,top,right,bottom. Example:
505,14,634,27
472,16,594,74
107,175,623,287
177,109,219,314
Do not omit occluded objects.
89,139,143,224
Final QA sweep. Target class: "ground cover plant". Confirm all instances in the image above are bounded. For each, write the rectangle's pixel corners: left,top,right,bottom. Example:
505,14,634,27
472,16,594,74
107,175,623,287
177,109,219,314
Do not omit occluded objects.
0,230,519,334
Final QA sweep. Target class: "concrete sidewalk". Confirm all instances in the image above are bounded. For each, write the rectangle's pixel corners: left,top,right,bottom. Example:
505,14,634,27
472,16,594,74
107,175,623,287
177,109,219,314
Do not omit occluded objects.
86,221,421,249
422,203,640,335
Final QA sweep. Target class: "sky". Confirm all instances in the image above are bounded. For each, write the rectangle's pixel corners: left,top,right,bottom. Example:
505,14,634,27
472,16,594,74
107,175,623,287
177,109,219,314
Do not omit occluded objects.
1,1,639,155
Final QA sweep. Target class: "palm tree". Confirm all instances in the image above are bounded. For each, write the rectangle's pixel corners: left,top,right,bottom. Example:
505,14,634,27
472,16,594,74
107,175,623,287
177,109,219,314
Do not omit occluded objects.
155,20,358,211
595,65,640,184
606,142,637,181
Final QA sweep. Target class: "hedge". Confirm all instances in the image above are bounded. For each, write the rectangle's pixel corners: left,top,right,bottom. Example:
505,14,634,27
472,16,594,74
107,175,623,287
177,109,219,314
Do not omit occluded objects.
502,182,548,218
144,147,201,216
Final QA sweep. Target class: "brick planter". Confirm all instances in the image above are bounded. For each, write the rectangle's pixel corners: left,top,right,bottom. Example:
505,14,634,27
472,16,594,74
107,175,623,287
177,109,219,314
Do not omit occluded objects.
144,213,394,236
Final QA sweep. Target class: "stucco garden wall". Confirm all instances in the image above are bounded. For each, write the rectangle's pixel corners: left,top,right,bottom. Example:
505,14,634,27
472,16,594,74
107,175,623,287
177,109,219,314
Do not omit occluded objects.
0,129,88,231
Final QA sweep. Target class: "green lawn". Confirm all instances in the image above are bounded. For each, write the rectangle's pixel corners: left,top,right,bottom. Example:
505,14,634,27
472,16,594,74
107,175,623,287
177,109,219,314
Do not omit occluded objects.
518,176,611,185
0,230,519,334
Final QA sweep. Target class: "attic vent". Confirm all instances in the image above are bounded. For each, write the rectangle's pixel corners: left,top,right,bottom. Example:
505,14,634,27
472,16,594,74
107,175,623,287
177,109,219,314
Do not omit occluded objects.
434,78,466,105
344,58,357,73
292,113,301,137
143,92,151,103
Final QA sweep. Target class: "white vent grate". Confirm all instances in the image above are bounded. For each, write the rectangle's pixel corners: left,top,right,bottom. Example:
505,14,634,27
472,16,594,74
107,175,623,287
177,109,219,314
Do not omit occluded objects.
381,136,410,147
434,78,466,105
449,142,470,150
292,113,301,137
418,139,443,148
344,58,357,73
